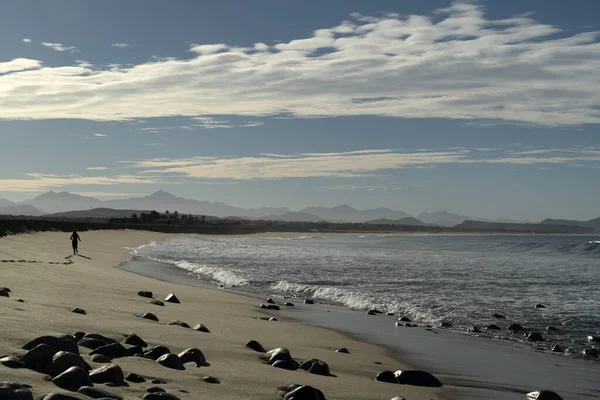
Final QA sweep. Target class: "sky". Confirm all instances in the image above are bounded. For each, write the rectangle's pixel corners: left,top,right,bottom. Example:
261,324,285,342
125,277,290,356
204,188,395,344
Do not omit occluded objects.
1,0,599,221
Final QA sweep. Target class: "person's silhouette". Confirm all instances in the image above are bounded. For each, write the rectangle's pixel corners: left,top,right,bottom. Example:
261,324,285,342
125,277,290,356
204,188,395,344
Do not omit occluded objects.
70,230,81,255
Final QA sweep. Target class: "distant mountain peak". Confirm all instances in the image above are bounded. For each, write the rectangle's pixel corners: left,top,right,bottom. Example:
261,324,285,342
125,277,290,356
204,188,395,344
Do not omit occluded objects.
146,190,180,200
331,204,357,211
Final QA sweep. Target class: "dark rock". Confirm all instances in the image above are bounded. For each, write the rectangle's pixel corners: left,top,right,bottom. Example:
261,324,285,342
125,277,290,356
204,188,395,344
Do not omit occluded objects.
192,324,210,333
335,348,349,354
150,379,167,384
15,299,24,303
468,326,482,333
51,366,93,391
0,382,33,400
399,317,412,322
42,394,81,400
375,370,396,383
82,334,117,345
267,298,276,304
284,302,295,307
164,293,180,303
270,317,278,322
245,340,266,353
150,300,164,306
71,308,86,315
439,322,452,328
143,393,180,400
78,386,123,399
168,320,190,328
390,397,407,400
47,351,91,377
0,356,25,368
125,373,146,383
552,345,564,353
527,332,545,342
144,345,171,360
90,343,128,359
535,304,546,309
202,376,220,384
137,312,159,322
73,331,86,341
261,347,298,368
508,323,525,332
486,324,501,330
394,370,443,387
157,353,185,370
492,313,507,319
266,304,280,310
138,291,153,298
124,333,148,348
89,364,125,386
278,384,325,400
147,387,166,393
78,338,109,350
0,287,11,292
272,360,298,370
306,359,331,376
20,343,55,371
178,348,208,367
583,348,599,357
526,391,564,400
304,299,315,304
23,336,79,354
386,312,395,316
546,326,559,332
369,309,383,314
57,334,77,343
366,310,377,315
90,354,111,363
126,345,144,357
588,335,600,343
0,289,9,297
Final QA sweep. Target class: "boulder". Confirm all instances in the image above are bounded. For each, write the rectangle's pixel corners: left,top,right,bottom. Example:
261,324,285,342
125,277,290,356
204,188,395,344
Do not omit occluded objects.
147,387,166,393
73,331,86,341
150,300,164,306
468,326,482,333
267,298,276,304
82,334,117,345
583,348,599,357
89,343,128,359
588,335,600,343
42,394,81,400
366,310,377,315
394,370,443,387
178,348,208,367
245,340,266,353
306,359,331,376
0,382,33,400
90,354,111,364
143,393,180,400
137,313,159,322
278,384,325,400
125,373,146,383
78,386,123,400
0,286,11,292
304,299,315,304
486,324,501,330
192,324,210,333
284,302,295,307
71,308,86,315
546,326,559,332
272,360,298,370
399,317,412,322
138,291,153,298
20,343,55,371
126,345,144,357
164,293,180,303
157,353,185,370
89,364,125,386
0,356,25,369
375,370,396,383
439,322,452,328
0,289,9,297
527,333,544,342
51,366,93,391
526,391,564,400
492,313,507,319
386,312,395,316
124,333,148,348
202,376,220,384
144,345,171,360
508,323,525,332
261,347,298,368
78,338,110,350
168,320,190,328
535,304,546,309
335,348,349,354
22,336,79,354
551,345,564,353
47,351,91,377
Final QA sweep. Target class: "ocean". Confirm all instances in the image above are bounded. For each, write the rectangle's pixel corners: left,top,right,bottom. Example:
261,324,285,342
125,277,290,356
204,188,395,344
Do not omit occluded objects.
130,233,600,361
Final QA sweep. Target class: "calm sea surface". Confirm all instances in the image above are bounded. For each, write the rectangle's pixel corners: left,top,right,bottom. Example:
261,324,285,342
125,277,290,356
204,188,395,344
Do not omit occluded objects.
131,234,600,359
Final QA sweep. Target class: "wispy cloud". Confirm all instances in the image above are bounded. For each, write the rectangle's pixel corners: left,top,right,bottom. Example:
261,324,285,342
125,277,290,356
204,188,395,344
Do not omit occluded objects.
1,3,599,125
22,38,32,43
0,173,159,192
73,191,145,198
111,43,129,48
0,58,42,75
86,167,108,170
93,133,107,137
41,42,79,53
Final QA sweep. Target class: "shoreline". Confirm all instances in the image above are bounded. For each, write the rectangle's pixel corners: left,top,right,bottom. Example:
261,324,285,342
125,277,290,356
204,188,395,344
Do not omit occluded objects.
0,230,446,400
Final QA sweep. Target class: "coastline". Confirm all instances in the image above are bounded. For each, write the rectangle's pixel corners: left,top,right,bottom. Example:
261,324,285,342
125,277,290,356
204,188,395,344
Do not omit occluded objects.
0,230,446,400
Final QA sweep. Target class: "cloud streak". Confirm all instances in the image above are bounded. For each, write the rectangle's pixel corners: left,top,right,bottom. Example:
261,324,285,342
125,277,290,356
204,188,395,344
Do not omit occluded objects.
0,2,599,125
41,42,79,53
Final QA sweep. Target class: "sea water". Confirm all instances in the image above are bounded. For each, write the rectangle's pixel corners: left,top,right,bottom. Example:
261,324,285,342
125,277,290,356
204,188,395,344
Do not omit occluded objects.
131,234,600,359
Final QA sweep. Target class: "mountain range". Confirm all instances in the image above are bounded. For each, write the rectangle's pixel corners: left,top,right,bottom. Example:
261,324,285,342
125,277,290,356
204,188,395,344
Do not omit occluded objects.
0,190,597,229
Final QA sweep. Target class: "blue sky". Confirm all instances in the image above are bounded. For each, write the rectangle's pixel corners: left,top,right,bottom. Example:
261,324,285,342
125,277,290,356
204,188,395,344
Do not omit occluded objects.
1,0,599,221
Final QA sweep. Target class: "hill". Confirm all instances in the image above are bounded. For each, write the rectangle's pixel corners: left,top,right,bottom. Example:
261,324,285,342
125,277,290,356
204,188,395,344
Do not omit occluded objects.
455,220,598,234
24,191,102,214
0,204,45,216
540,218,600,230
300,205,411,222
418,211,470,226
0,198,15,208
46,208,150,219
365,217,425,226
261,211,325,223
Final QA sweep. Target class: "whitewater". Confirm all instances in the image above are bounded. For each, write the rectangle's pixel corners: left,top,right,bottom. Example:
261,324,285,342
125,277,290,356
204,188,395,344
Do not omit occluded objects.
131,233,600,359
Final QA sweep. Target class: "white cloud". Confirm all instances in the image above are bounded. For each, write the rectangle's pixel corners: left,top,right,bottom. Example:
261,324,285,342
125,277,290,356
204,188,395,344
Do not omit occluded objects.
22,38,32,43
41,42,79,53
1,3,599,125
0,58,42,75
0,173,159,192
112,43,129,48
93,133,107,137
86,167,108,170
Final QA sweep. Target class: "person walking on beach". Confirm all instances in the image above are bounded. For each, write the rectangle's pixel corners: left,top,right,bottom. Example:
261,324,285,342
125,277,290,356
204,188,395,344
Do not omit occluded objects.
70,230,81,255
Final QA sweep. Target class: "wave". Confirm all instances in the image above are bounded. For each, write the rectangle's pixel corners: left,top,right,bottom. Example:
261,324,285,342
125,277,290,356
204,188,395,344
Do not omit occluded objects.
506,240,600,255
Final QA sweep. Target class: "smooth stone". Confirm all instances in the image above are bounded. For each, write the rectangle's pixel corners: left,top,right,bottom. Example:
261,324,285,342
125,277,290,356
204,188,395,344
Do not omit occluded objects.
245,340,266,353
583,348,599,357
192,324,210,333
526,390,564,400
78,386,123,400
546,326,559,332
150,379,167,384
375,370,396,383
144,345,171,360
267,298,276,304
366,311,377,315
588,335,600,343
137,291,153,298
164,293,180,303
15,299,24,303
468,326,482,333
386,312,395,316
486,324,501,330
178,348,208,367
71,308,86,315
261,347,297,368
270,317,278,322
272,360,298,370
0,382,33,400
157,353,185,370
439,322,452,328
335,348,349,354
146,387,166,393
284,302,295,307
267,304,280,310
143,393,180,400
150,300,164,306
369,309,383,314
0,356,25,368
57,334,77,343
394,370,443,387
137,312,159,322
78,338,110,350
51,366,93,391
90,343,128,359
399,317,412,322
23,336,79,354
73,331,86,341
89,364,125,386
124,333,148,348
42,394,81,400
82,334,117,346
202,376,220,384
535,304,547,309
492,313,507,319
508,323,525,332
126,345,144,357
0,289,9,297
90,354,112,363
552,345,564,353
47,351,91,377
302,359,331,376
168,320,190,328
527,332,545,342
278,384,325,400
0,287,11,292
125,373,146,383
20,343,55,371
304,299,315,304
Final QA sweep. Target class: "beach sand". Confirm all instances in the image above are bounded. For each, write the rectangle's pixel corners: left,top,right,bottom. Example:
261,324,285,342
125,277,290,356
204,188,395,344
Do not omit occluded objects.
0,230,445,400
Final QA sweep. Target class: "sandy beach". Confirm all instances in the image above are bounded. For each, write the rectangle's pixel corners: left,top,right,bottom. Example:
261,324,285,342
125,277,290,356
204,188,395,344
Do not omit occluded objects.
0,230,446,400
